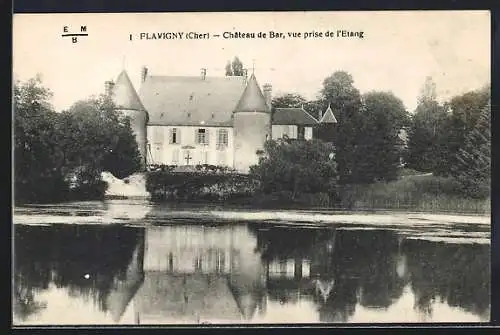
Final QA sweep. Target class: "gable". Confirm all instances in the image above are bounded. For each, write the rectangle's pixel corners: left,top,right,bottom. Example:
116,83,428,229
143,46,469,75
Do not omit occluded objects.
139,76,247,126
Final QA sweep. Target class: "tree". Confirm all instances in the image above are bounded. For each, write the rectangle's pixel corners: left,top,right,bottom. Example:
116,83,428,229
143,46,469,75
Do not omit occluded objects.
406,78,448,172
271,93,307,109
435,86,490,176
450,102,490,198
231,56,244,76
14,76,67,203
319,71,363,184
418,76,438,105
249,139,338,199
355,91,409,183
61,95,142,179
14,76,142,203
225,60,233,76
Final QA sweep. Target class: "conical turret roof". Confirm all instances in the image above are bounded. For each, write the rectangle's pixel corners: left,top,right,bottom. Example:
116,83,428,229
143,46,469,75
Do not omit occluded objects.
112,70,146,111
320,104,338,123
233,74,269,113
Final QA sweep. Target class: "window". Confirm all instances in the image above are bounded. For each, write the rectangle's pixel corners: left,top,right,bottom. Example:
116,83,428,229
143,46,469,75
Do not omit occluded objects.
202,151,209,164
298,126,305,140
305,127,313,140
217,129,229,149
169,128,180,144
196,128,209,145
153,127,164,144
216,150,227,166
154,144,163,163
172,149,180,164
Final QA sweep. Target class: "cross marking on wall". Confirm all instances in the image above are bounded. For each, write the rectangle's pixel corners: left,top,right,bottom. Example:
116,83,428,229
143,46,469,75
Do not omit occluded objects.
185,152,192,165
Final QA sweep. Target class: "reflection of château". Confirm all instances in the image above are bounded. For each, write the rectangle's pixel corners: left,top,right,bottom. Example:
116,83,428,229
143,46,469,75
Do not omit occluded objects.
108,225,267,324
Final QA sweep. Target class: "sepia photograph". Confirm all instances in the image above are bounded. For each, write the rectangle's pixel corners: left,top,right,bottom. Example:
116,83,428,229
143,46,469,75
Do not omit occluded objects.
12,11,491,325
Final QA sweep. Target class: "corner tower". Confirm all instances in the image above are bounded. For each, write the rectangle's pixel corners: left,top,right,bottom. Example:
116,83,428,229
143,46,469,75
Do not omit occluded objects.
232,74,271,173
110,70,149,169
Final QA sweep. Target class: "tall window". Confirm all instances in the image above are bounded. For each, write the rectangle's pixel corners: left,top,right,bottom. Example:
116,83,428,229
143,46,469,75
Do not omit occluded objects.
169,128,180,144
217,129,229,149
172,149,180,164
153,127,164,144
196,128,209,145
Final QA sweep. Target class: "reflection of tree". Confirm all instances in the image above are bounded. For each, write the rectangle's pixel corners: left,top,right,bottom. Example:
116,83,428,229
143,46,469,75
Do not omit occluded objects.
332,230,405,310
13,224,143,319
403,239,490,320
316,278,358,323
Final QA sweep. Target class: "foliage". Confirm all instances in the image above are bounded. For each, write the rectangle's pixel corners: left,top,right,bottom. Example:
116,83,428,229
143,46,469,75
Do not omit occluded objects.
355,91,410,183
339,174,490,214
146,170,256,202
231,56,244,76
406,99,448,172
435,86,490,176
225,60,233,76
249,139,338,199
449,102,491,198
319,71,364,185
271,93,307,109
14,77,141,203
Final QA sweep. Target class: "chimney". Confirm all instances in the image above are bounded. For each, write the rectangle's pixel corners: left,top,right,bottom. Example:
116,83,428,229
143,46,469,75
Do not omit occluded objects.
105,80,115,96
141,66,148,83
201,68,207,80
262,84,272,110
318,109,323,121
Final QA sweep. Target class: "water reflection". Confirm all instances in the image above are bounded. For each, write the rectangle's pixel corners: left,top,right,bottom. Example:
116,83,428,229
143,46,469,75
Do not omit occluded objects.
13,221,490,325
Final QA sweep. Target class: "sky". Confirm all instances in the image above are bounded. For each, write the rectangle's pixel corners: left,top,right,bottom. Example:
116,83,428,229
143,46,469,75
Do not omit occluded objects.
13,11,490,112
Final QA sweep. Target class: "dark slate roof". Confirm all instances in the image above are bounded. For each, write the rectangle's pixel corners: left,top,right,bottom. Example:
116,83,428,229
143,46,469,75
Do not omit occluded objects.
320,105,338,124
139,75,248,126
233,74,270,114
112,70,147,111
272,107,319,126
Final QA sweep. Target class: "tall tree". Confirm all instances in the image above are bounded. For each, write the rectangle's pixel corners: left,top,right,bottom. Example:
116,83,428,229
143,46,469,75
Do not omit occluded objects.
320,71,363,184
14,76,66,203
450,102,490,198
418,76,438,105
435,86,490,176
406,78,448,172
231,56,244,76
225,60,233,76
356,91,409,183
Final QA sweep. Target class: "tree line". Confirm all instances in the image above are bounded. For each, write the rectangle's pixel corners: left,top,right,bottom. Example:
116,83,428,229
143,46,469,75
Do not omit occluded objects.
251,72,490,202
14,76,142,203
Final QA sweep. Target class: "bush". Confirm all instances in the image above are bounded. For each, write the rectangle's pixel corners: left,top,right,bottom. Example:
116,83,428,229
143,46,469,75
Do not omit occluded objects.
249,139,338,199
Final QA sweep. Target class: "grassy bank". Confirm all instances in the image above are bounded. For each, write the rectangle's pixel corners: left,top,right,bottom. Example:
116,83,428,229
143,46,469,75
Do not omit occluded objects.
339,173,490,215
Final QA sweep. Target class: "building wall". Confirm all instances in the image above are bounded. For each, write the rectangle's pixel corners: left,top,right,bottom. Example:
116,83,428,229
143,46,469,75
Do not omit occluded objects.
271,125,314,140
120,109,148,168
233,112,271,173
146,125,234,167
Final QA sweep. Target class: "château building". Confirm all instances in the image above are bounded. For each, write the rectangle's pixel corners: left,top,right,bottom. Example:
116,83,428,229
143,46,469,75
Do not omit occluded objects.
106,67,337,173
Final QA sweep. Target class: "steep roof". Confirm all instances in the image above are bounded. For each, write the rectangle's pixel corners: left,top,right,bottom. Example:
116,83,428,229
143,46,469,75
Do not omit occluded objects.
112,70,147,111
233,74,270,114
272,107,319,126
139,75,247,126
133,273,243,322
320,104,338,124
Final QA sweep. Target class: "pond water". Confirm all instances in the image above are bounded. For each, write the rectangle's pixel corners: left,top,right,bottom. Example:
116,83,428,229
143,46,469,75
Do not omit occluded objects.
13,200,491,325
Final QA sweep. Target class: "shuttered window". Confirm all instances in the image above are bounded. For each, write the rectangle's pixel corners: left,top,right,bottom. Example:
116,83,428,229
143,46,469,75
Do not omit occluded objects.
169,128,180,144
217,129,228,148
